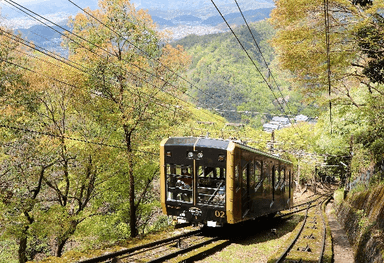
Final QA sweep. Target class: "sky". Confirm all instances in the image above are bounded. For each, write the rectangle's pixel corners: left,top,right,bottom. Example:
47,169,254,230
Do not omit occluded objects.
8,0,97,4
9,0,46,3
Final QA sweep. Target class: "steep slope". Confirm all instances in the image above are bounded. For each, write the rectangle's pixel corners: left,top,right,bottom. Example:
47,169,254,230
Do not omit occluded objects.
174,20,321,125
335,185,384,262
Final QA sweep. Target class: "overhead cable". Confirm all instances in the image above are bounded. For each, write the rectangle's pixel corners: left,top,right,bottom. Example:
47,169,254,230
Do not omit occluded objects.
0,123,158,155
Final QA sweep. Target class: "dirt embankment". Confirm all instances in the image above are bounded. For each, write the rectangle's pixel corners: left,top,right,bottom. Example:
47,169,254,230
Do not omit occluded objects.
333,184,384,263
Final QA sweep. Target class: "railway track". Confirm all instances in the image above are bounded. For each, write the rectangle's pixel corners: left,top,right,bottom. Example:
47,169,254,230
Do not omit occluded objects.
78,192,334,263
274,194,332,263
76,228,230,263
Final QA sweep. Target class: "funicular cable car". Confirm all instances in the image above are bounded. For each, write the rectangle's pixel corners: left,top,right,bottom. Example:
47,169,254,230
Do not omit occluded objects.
160,137,293,227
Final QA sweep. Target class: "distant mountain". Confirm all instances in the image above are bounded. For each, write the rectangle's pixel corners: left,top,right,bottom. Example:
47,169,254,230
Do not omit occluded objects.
152,16,175,27
151,7,272,27
1,0,274,23
5,0,274,55
15,23,69,43
132,0,274,12
202,8,272,26
1,0,98,19
174,15,202,23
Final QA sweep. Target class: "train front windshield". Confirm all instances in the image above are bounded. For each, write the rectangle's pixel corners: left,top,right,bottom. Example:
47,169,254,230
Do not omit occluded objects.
165,164,226,208
166,164,193,203
197,166,225,207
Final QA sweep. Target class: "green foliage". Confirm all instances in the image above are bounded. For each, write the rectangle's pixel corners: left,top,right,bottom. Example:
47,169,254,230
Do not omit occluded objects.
175,20,320,125
0,239,18,263
269,0,384,182
357,14,384,84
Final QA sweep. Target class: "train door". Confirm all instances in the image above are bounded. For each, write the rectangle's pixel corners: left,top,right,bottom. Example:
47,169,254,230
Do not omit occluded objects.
272,164,276,203
241,163,250,218
288,169,293,207
289,169,292,200
232,151,242,222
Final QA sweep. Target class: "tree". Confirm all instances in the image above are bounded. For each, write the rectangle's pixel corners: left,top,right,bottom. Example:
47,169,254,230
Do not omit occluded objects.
270,0,384,105
355,13,384,84
270,0,384,182
0,26,39,263
66,0,190,238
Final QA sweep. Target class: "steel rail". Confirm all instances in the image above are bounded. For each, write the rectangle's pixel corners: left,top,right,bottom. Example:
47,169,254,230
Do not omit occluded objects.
275,193,333,263
275,203,311,263
147,236,221,263
319,195,333,263
76,229,202,263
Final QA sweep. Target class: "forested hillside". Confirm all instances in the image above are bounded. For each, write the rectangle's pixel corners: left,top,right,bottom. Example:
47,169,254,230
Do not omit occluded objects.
1,0,383,262
174,20,322,126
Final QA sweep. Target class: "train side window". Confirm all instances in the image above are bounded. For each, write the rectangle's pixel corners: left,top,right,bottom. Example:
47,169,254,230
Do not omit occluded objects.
274,166,281,187
249,160,255,189
242,166,247,185
235,165,240,192
263,162,269,185
272,165,277,188
255,160,262,183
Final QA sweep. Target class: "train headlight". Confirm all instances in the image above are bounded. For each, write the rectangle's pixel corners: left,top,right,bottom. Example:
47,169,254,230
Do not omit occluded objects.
197,152,203,159
218,154,225,162
187,152,194,159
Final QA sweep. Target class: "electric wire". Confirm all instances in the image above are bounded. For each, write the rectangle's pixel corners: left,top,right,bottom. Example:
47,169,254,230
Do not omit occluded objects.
0,123,158,155
0,24,222,150
233,0,308,140
0,28,87,73
4,0,273,128
67,0,223,108
211,0,316,155
0,28,194,119
2,0,220,121
0,44,183,116
324,0,333,134
0,2,203,124
210,0,285,114
3,0,228,127
234,0,296,121
211,0,310,144
0,52,168,156
2,0,313,152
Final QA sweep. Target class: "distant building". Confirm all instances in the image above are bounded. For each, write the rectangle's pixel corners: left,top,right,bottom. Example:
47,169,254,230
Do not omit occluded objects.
271,116,290,126
295,114,309,122
263,123,280,133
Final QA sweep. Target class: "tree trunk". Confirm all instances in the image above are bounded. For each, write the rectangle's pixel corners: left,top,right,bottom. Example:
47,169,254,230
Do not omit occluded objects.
56,237,69,257
129,160,137,237
123,125,138,238
56,220,78,257
18,231,28,263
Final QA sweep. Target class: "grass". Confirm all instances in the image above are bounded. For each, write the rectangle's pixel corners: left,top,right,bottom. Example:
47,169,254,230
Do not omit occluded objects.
195,215,304,263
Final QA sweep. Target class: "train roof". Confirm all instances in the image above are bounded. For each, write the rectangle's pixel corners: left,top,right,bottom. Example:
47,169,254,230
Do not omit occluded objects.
164,137,230,150
162,137,292,164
